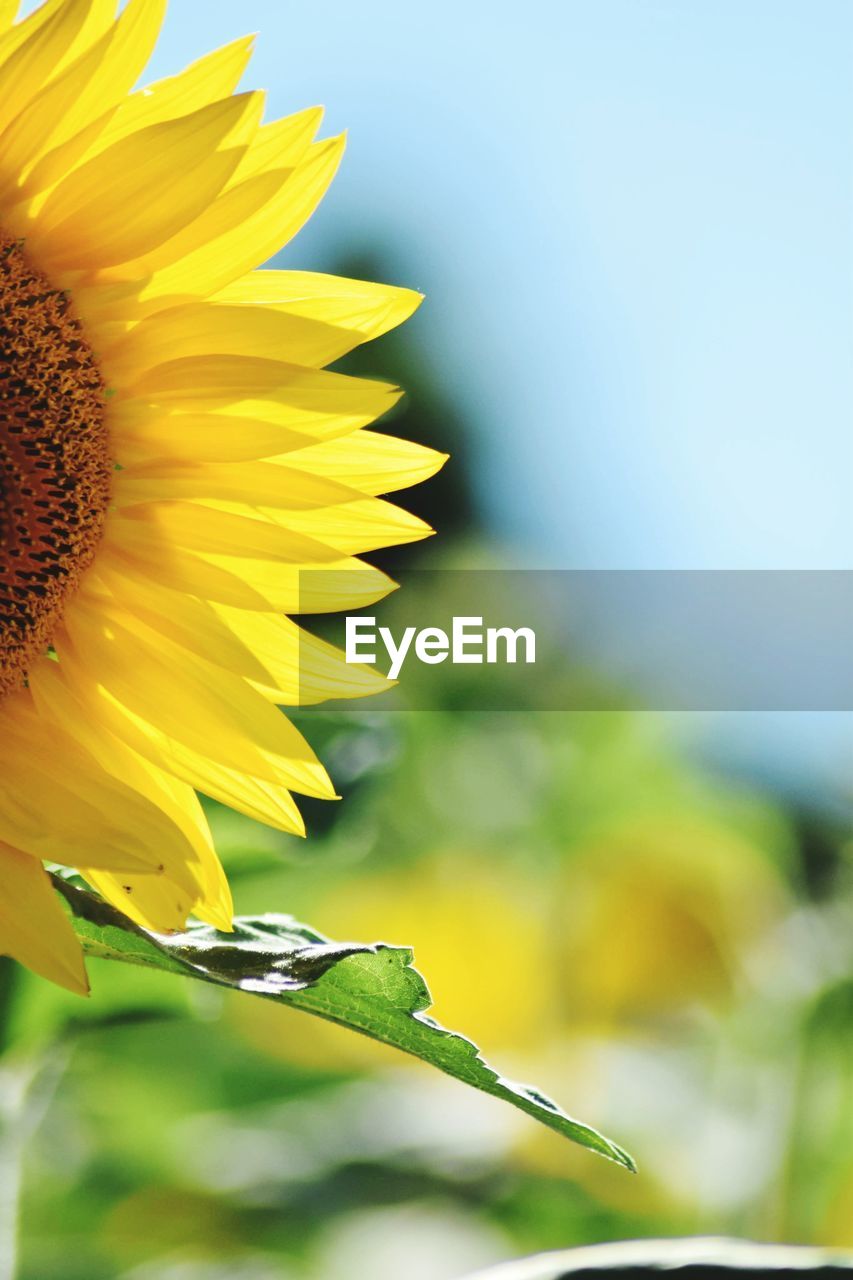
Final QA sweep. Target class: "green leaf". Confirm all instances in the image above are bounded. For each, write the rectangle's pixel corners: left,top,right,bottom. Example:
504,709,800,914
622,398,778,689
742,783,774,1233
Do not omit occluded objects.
460,1239,853,1279
53,876,634,1171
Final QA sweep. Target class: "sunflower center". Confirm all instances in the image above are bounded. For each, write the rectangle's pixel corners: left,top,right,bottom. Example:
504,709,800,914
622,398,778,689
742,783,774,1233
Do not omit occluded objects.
0,233,110,696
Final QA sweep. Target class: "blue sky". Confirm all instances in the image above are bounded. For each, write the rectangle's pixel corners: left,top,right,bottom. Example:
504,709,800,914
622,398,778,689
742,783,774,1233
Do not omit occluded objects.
143,0,853,574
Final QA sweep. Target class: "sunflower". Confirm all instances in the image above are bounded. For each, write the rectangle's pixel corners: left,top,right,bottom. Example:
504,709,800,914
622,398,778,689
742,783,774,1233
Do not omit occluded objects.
0,0,445,995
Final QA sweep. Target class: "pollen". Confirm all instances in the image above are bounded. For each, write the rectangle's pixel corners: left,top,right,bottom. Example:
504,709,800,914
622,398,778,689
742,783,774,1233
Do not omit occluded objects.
0,233,110,696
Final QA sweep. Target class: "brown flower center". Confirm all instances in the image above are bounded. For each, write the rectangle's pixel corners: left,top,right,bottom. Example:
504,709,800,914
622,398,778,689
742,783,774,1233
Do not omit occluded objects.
0,233,110,696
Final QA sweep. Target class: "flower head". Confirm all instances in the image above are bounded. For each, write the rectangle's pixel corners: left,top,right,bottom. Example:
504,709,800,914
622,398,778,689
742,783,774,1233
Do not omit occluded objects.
0,0,444,993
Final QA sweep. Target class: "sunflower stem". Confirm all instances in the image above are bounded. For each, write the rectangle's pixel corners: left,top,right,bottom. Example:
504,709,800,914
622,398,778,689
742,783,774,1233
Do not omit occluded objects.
0,961,21,1277
0,962,65,1280
0,1044,69,1280
0,960,19,1059
0,1065,26,1280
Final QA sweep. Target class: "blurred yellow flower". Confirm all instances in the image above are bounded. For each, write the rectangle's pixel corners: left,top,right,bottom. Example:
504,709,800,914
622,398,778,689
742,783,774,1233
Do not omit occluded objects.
0,0,443,993
558,816,788,1023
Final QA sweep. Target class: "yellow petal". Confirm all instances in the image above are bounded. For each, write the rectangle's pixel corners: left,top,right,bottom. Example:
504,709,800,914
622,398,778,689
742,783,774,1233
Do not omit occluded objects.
110,409,322,467
59,597,336,799
52,640,312,836
114,460,363,510
98,528,279,609
12,105,118,214
30,93,262,270
211,604,393,706
111,501,347,561
141,132,345,300
0,0,166,198
113,764,233,931
50,0,115,74
132,169,284,304
103,287,420,380
91,691,309,834
0,689,202,879
0,0,111,66
195,552,398,614
0,0,108,137
84,852,232,933
0,0,62,56
28,655,232,932
30,617,305,838
216,269,424,356
131,107,322,282
0,842,88,995
89,34,255,154
98,524,391,613
261,495,434,555
230,106,323,183
81,868,196,934
119,355,400,427
92,563,388,706
0,0,61,58
285,430,448,495
92,563,272,685
109,379,396,464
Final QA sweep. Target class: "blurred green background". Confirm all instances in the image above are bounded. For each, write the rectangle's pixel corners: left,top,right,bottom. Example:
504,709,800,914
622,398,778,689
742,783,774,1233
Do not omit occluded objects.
1,294,851,1280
